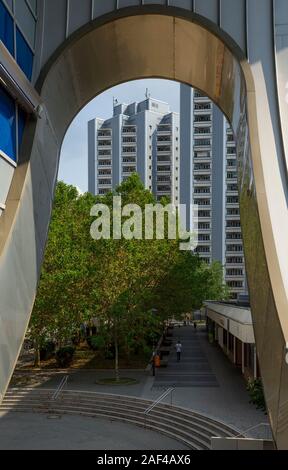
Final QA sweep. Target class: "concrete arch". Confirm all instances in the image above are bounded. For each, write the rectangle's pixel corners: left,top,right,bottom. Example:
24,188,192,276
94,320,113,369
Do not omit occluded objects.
0,6,288,448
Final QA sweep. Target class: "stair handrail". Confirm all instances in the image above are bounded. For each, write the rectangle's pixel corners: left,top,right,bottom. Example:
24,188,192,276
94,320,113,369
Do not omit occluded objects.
144,387,175,416
51,375,69,401
234,422,272,440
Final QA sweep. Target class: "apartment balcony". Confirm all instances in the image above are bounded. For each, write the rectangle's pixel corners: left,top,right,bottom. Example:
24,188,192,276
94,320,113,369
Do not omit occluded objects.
195,205,212,212
98,181,112,188
157,148,172,155
123,165,136,172
194,144,212,152
197,239,211,245
198,228,212,235
98,140,112,146
157,171,171,178
197,216,212,222
194,191,211,198
196,249,211,256
226,201,239,208
226,190,239,197
193,169,211,176
122,127,136,134
227,152,237,159
122,158,136,164
122,149,137,156
157,128,172,136
194,201,212,208
194,194,212,201
226,179,238,185
194,180,212,187
194,130,212,137
157,179,171,185
226,268,245,275
194,95,211,103
194,106,212,113
194,120,212,127
198,229,212,239
157,158,171,165
98,132,112,139
98,150,112,156
122,141,137,147
194,156,211,163
225,274,245,280
226,247,243,255
98,167,112,174
98,154,112,163
226,226,242,233
157,183,171,196
157,137,172,144
98,175,112,181
226,215,241,222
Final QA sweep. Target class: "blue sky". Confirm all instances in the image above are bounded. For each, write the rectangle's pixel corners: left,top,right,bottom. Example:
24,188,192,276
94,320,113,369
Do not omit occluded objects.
59,79,180,193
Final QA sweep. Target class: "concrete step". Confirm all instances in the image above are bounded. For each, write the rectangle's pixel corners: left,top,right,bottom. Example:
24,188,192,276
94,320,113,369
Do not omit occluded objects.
0,405,209,450
2,393,236,436
1,389,240,449
2,391,237,437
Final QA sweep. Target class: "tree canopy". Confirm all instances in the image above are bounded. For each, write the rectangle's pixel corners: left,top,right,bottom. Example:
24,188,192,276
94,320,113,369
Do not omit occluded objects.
29,175,229,373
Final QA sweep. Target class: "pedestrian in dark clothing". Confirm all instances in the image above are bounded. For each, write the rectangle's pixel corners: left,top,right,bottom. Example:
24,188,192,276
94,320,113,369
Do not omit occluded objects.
152,351,156,376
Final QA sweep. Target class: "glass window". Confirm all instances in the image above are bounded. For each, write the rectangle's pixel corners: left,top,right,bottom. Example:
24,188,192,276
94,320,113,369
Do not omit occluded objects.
0,85,16,161
3,0,13,12
15,0,36,48
0,0,14,56
27,0,37,15
16,27,33,80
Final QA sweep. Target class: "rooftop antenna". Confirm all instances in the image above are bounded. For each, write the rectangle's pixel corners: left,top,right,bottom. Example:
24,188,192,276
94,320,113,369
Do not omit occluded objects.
145,88,150,99
113,97,118,107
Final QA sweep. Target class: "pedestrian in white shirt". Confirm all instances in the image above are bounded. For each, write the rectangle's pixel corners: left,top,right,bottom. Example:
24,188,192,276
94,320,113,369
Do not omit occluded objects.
175,340,182,362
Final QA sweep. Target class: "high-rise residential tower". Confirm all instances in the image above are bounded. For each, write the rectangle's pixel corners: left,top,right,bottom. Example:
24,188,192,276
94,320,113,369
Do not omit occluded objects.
88,88,247,300
88,96,180,205
180,84,247,300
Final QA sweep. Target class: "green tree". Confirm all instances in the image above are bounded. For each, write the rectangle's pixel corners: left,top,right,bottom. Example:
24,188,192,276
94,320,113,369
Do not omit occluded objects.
29,175,228,375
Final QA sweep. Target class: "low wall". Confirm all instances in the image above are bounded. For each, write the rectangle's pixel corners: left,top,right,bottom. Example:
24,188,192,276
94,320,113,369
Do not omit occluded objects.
211,437,275,450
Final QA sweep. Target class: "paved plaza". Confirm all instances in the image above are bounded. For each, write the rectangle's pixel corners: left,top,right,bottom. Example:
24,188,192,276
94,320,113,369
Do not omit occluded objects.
0,326,270,449
0,413,188,450
153,327,219,388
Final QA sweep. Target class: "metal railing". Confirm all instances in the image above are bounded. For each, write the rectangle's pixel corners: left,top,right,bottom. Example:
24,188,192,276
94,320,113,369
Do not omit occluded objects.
144,387,175,427
51,375,69,401
235,423,273,441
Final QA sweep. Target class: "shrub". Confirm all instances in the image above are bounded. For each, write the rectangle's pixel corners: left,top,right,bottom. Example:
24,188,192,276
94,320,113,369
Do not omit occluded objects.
40,341,55,361
87,335,106,351
55,346,75,368
247,378,267,412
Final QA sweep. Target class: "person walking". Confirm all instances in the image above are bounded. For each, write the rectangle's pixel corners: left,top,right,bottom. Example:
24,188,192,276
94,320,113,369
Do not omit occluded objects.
175,340,182,362
151,350,156,377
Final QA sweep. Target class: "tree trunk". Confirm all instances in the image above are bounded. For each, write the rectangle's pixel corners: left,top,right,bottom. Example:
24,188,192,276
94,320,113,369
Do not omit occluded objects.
34,346,41,368
114,329,120,383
